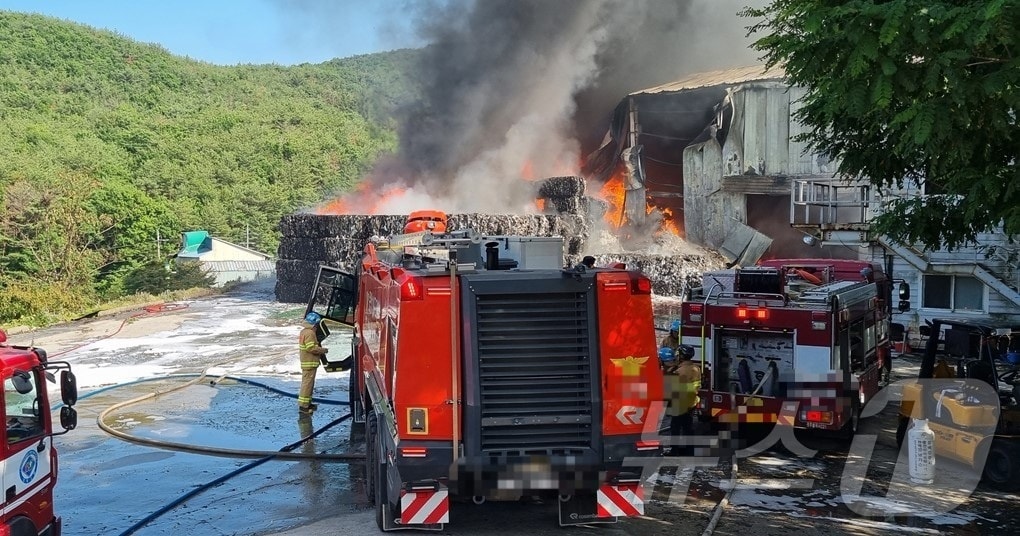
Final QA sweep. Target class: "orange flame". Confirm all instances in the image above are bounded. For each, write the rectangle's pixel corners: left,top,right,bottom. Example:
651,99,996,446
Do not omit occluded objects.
598,168,627,228
521,161,536,180
316,152,684,240
658,207,684,238
315,183,409,215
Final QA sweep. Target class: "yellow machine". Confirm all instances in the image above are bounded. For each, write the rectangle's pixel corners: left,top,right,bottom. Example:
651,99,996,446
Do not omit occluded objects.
896,318,1020,490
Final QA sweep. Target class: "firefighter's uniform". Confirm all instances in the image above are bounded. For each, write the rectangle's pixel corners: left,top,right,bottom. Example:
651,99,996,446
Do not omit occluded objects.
660,332,680,353
665,354,701,452
298,315,328,413
660,319,681,353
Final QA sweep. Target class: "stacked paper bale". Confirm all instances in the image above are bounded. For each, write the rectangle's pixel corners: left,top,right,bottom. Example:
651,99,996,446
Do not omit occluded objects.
274,175,724,303
275,212,587,303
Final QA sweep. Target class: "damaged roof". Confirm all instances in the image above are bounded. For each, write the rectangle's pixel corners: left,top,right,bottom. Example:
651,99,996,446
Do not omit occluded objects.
630,64,786,96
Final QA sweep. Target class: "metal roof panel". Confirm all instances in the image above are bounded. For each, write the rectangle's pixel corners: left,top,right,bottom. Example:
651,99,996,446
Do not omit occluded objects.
630,64,786,96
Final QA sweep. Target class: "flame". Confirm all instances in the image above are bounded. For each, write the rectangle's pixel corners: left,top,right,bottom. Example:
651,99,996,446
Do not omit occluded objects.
315,151,685,241
521,161,536,180
316,183,408,215
598,167,627,228
317,197,350,215
658,207,684,237
589,164,684,238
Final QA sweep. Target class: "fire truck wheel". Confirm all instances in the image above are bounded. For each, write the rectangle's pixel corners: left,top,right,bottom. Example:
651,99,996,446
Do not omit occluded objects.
349,368,365,434
7,516,37,536
839,400,860,440
895,415,909,448
374,427,395,531
365,410,377,504
982,440,1020,491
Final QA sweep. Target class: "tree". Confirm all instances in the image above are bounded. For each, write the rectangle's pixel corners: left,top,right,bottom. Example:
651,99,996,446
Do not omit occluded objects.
122,260,214,295
744,1,1019,250
0,12,415,323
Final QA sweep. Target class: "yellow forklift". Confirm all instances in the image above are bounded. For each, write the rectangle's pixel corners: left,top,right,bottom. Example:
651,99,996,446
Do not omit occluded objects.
896,318,1020,490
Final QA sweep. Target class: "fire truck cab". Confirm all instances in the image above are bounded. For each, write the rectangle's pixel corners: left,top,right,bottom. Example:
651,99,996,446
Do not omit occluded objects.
679,259,907,438
1,329,78,536
306,215,664,531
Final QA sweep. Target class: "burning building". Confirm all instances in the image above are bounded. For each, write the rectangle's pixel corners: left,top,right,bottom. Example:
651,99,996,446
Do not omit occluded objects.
273,2,786,303
586,64,860,266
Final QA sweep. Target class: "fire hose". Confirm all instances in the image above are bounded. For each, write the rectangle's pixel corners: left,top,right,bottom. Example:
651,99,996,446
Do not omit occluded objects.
79,372,364,460
49,302,191,358
65,372,365,535
115,411,355,536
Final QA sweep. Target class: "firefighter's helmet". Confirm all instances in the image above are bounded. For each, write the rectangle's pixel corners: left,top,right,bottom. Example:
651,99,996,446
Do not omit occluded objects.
304,311,322,325
678,344,696,360
658,347,676,363
670,319,681,333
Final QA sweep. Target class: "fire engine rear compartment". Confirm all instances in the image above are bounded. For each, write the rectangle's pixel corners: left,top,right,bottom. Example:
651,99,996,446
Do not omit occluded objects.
702,324,857,431
712,329,797,397
391,269,649,497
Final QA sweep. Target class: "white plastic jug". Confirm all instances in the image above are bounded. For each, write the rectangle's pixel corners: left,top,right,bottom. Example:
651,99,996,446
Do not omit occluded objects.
908,418,935,484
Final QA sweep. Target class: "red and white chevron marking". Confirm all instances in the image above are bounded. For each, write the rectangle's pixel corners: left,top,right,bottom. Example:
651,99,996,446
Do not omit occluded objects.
596,483,644,518
400,488,449,525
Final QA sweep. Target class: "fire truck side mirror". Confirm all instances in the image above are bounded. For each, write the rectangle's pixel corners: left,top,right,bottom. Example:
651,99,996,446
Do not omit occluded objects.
898,282,910,300
12,370,33,394
897,282,911,312
61,370,78,407
60,406,78,431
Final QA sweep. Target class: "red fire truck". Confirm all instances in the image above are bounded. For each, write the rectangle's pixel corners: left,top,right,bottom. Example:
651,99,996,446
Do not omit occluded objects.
678,259,908,438
307,212,664,531
1,329,78,536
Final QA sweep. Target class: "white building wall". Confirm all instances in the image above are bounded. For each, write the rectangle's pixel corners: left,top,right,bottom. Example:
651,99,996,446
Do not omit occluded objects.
668,71,1020,339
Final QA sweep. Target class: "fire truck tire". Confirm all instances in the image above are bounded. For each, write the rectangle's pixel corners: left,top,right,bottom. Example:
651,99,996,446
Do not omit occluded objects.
895,415,909,447
374,426,396,531
982,440,1020,491
366,410,378,504
839,400,860,440
6,516,37,536
349,367,365,434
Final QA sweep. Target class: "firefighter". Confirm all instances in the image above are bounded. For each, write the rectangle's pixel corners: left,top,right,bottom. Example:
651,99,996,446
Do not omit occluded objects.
658,346,677,372
660,319,681,353
298,311,328,414
665,344,701,455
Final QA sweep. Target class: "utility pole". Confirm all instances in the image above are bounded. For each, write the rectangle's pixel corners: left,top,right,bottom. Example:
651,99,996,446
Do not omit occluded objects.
156,229,171,261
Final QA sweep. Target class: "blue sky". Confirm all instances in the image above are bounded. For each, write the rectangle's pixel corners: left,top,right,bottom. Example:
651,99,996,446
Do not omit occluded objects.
1,0,419,65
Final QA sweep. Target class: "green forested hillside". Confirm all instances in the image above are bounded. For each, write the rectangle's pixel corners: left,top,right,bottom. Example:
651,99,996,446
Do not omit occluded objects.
0,12,415,323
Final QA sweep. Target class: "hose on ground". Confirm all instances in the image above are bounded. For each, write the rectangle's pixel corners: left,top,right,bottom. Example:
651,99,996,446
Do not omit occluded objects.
701,455,738,536
88,372,361,460
50,302,190,358
115,412,354,536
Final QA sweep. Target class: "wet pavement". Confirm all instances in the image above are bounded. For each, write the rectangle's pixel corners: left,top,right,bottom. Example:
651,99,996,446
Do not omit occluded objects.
8,282,1018,535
